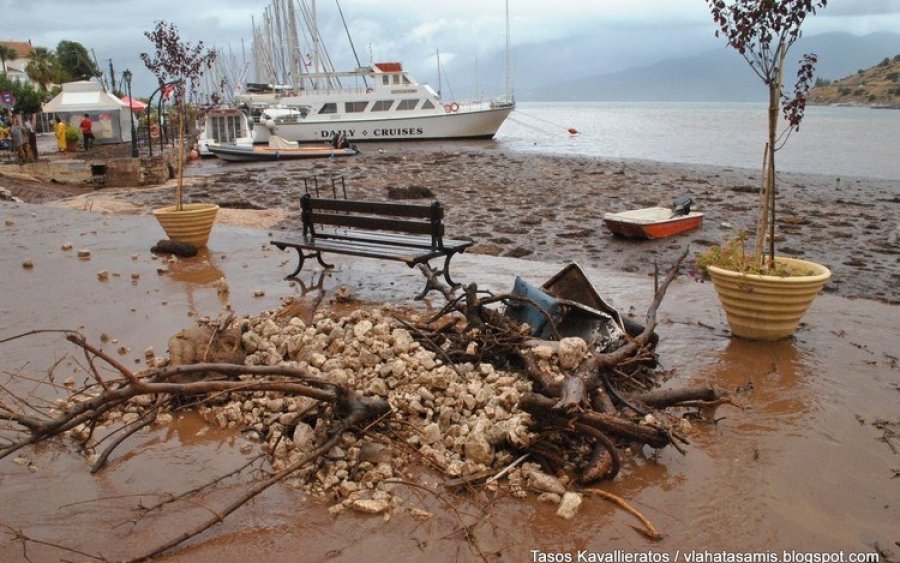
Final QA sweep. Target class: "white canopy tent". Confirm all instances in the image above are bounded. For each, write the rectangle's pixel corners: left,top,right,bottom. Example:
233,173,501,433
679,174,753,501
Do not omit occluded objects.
42,81,132,144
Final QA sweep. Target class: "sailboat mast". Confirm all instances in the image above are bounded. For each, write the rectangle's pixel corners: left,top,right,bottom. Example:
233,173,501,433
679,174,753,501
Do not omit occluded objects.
312,0,320,78
505,0,512,100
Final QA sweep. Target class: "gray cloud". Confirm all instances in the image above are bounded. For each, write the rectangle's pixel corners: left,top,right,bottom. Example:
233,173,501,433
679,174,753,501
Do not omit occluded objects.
3,0,898,98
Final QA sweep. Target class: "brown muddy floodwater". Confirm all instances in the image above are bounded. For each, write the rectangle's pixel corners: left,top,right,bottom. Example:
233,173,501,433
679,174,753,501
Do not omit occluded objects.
1,185,898,561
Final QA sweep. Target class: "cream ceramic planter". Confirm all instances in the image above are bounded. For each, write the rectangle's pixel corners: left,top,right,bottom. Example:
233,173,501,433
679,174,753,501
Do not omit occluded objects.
152,203,219,248
707,257,831,341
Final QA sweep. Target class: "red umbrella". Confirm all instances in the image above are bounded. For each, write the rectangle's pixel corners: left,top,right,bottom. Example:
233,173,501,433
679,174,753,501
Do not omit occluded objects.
120,96,147,111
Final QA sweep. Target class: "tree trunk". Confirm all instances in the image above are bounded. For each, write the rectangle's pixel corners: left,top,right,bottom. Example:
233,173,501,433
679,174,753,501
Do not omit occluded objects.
755,44,787,269
176,93,186,211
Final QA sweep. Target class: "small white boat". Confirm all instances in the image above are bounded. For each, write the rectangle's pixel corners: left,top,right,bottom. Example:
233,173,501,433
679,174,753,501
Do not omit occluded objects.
196,107,254,156
208,135,358,162
604,197,704,239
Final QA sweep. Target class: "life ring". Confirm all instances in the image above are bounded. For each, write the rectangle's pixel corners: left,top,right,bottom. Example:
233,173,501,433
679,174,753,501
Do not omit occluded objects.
443,104,452,113
149,124,160,139
449,102,459,113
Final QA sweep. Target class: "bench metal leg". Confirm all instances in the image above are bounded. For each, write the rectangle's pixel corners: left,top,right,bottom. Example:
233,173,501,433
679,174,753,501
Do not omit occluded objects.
415,262,441,300
441,252,461,288
414,258,463,300
286,248,334,279
314,251,334,269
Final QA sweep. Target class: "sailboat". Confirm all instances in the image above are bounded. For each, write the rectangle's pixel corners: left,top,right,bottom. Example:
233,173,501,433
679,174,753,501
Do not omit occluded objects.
237,0,515,143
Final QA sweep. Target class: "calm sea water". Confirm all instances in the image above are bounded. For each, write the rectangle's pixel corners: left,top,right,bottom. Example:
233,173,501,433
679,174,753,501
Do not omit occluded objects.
495,102,900,181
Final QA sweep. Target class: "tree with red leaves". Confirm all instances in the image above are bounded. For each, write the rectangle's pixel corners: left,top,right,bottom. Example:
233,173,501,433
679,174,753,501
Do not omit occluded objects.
706,0,826,269
141,21,216,210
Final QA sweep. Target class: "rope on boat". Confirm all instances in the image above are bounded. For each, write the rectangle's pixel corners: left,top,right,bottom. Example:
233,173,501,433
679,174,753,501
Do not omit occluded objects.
515,109,579,134
506,115,566,138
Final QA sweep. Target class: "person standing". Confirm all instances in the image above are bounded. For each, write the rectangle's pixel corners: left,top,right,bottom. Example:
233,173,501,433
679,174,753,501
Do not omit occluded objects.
10,117,26,164
24,118,37,161
54,116,67,152
79,113,94,150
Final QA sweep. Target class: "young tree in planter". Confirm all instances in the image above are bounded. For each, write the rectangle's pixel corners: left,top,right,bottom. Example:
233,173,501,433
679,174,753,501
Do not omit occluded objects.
706,0,826,271
140,21,216,211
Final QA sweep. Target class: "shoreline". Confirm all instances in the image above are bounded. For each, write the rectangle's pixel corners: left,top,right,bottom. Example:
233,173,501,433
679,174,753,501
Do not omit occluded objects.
3,141,898,303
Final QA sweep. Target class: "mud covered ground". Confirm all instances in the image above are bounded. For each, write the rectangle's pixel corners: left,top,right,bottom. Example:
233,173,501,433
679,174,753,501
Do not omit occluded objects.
3,138,899,302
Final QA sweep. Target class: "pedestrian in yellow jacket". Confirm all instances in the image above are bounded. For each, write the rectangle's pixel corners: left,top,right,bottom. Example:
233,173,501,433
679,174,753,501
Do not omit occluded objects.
54,117,66,152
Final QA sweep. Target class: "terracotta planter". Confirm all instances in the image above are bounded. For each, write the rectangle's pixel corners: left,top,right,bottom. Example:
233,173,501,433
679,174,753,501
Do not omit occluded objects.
707,257,831,341
152,203,219,248
66,139,78,152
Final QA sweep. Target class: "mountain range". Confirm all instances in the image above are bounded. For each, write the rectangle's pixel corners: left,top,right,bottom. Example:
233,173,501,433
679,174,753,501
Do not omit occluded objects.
450,31,900,103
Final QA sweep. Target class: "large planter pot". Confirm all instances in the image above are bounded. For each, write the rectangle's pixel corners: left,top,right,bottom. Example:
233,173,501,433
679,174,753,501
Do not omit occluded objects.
707,257,831,341
152,203,219,248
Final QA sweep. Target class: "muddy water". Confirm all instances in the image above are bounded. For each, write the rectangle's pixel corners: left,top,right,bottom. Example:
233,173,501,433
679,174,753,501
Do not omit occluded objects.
1,205,898,561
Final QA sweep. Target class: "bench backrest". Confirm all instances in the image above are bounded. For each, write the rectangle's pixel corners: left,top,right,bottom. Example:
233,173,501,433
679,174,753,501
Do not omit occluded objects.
301,194,446,249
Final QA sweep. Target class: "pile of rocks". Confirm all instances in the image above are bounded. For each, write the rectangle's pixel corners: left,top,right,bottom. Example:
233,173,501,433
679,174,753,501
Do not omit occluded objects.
193,304,594,519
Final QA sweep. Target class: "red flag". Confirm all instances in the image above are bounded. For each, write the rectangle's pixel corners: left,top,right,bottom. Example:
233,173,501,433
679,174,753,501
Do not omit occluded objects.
162,84,175,100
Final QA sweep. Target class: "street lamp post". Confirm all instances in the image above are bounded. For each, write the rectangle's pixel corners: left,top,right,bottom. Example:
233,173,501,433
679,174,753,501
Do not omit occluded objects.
123,69,138,158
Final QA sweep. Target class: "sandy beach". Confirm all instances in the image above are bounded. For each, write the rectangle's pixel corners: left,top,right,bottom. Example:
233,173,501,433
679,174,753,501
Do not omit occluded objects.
1,140,899,561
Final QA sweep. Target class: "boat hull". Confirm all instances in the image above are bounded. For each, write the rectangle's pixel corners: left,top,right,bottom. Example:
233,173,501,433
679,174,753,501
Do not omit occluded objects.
253,106,513,144
603,208,704,239
208,143,358,162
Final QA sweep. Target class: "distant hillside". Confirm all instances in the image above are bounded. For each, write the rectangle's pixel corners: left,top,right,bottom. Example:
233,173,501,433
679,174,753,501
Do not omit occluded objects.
511,32,900,102
809,55,900,107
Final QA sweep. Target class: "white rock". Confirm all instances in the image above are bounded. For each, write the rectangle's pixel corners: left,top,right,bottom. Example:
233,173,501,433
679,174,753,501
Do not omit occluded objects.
422,423,442,445
410,508,432,521
366,378,388,397
464,433,494,466
353,320,374,339
391,328,414,354
308,352,327,368
292,422,315,450
532,345,555,360
350,498,390,514
556,492,583,520
527,470,567,495
558,337,588,370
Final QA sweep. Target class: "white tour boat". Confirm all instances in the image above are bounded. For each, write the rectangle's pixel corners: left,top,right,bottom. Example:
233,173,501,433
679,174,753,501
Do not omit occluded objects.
239,62,514,144
237,0,515,144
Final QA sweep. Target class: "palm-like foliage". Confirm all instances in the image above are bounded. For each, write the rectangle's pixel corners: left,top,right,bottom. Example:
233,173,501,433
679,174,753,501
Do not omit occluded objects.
0,45,18,73
26,46,56,91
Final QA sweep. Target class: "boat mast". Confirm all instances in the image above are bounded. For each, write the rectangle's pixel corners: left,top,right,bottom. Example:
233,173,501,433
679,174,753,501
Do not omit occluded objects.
312,0,320,83
436,49,442,98
505,0,513,101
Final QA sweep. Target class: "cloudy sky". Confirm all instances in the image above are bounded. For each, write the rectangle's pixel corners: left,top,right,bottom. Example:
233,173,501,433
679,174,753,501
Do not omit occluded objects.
3,0,900,96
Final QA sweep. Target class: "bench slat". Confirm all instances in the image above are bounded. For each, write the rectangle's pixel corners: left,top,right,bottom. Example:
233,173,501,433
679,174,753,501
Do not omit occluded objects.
314,227,472,250
309,212,437,236
272,237,447,265
309,197,440,219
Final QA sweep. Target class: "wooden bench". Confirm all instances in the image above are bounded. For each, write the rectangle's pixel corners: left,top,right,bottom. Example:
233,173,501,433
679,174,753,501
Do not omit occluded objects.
270,194,474,299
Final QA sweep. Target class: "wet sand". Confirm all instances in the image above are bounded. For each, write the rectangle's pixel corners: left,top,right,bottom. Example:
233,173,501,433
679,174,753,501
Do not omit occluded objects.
4,138,899,302
1,201,898,561
2,139,900,560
